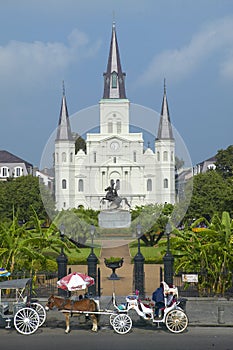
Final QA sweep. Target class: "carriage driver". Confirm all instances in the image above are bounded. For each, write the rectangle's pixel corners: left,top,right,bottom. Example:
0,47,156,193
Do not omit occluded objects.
152,282,165,318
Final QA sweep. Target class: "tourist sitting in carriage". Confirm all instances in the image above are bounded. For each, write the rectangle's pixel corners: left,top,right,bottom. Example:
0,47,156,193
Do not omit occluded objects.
152,281,178,318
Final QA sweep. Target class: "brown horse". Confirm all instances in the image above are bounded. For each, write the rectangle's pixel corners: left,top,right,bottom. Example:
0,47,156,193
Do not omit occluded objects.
45,295,99,333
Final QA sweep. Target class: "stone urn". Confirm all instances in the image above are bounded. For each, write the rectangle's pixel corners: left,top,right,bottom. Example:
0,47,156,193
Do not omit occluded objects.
104,257,124,280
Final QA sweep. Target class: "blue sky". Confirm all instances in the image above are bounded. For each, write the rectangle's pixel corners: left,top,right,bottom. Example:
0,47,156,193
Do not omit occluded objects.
0,0,233,167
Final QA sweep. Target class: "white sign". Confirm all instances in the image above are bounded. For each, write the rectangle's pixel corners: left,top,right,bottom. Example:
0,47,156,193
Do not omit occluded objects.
182,274,198,283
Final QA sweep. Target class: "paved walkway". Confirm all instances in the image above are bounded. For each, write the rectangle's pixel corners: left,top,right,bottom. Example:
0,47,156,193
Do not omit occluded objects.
69,241,162,297
99,244,161,296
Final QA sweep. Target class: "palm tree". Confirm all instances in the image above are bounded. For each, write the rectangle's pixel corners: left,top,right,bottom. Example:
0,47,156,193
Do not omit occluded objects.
170,212,233,295
0,212,46,273
0,208,79,274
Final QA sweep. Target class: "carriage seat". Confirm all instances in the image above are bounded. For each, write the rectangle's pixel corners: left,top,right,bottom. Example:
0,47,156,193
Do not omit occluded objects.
112,293,127,311
117,303,127,310
0,302,9,314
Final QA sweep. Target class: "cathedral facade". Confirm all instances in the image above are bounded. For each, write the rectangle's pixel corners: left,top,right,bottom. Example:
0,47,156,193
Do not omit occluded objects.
54,24,175,211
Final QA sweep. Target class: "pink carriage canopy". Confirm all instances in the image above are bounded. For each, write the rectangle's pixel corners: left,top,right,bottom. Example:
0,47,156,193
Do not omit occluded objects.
57,272,95,291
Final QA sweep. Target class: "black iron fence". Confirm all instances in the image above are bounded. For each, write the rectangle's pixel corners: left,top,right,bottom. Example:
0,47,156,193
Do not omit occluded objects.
174,272,233,298
2,269,233,299
5,271,58,298
4,270,102,298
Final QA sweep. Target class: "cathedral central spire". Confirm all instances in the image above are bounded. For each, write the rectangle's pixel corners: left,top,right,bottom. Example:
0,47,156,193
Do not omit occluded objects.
103,22,127,99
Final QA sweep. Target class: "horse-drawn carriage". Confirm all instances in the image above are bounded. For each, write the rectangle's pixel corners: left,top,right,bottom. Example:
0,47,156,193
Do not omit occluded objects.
0,278,46,335
46,276,188,335
109,283,188,334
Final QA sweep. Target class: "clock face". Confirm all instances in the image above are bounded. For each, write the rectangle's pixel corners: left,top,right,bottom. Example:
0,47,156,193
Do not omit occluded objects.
110,141,120,151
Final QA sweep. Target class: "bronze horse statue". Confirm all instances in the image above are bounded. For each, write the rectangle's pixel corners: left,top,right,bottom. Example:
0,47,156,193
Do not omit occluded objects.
45,295,99,333
100,179,131,209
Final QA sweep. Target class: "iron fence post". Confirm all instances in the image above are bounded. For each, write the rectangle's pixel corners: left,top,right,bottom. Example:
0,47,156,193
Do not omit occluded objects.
56,224,68,297
133,224,145,298
87,224,98,296
163,222,174,285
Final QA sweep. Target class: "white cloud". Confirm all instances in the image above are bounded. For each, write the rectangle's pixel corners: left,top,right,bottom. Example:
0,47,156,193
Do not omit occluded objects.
0,29,101,87
220,50,233,79
137,16,233,85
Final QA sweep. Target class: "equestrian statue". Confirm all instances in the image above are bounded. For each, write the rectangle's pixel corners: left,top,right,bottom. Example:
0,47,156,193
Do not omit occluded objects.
100,179,131,209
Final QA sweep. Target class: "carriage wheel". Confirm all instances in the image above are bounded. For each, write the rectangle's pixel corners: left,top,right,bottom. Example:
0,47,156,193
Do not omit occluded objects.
109,313,118,326
165,309,188,333
112,314,132,334
14,307,40,335
31,303,46,327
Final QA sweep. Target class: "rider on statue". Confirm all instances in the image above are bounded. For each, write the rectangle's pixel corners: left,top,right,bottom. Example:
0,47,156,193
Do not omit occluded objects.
101,179,130,209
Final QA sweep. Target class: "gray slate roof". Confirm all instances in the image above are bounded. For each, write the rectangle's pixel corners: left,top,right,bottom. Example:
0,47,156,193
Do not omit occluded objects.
0,150,33,167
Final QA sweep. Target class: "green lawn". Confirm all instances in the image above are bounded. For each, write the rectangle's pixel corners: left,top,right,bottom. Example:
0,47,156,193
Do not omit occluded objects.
129,240,165,264
66,247,101,264
43,247,101,265
51,241,164,265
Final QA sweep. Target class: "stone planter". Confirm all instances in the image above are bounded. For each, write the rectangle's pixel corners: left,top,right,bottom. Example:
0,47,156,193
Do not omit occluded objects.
104,258,124,280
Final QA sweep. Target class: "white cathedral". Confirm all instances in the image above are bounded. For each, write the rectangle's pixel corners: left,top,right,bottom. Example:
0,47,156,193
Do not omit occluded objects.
54,23,175,211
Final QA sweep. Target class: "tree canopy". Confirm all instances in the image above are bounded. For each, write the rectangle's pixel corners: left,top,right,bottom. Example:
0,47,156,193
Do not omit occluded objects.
215,145,233,179
131,203,173,246
0,175,55,222
184,170,233,221
75,135,86,154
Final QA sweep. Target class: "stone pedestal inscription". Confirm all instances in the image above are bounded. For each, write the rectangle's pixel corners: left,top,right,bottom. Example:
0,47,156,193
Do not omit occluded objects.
98,210,131,228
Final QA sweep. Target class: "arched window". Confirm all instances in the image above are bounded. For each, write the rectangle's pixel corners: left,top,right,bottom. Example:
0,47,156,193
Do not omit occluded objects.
117,121,121,134
113,157,117,163
62,152,66,162
164,178,168,188
133,151,137,162
94,152,97,163
171,151,174,161
15,167,22,177
163,151,168,161
108,121,113,133
147,179,152,191
157,151,160,161
78,179,84,192
70,152,73,162
62,179,67,189
2,167,8,177
112,72,117,88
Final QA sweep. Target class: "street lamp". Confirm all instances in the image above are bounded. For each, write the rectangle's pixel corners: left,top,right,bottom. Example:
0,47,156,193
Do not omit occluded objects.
90,223,95,254
87,224,98,297
133,223,145,298
163,221,174,286
56,223,68,296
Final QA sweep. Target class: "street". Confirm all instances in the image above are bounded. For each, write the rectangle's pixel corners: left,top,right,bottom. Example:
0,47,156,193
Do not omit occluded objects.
0,326,232,350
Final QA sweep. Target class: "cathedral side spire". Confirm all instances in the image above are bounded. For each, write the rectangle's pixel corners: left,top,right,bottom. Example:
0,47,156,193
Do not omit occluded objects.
103,22,126,99
56,82,73,141
157,79,174,140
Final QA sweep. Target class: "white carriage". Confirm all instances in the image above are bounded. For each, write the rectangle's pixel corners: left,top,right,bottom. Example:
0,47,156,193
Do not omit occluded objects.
109,282,188,334
0,278,46,335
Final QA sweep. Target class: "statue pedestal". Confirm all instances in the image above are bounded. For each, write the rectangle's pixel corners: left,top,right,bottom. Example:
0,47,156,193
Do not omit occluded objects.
98,209,131,229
